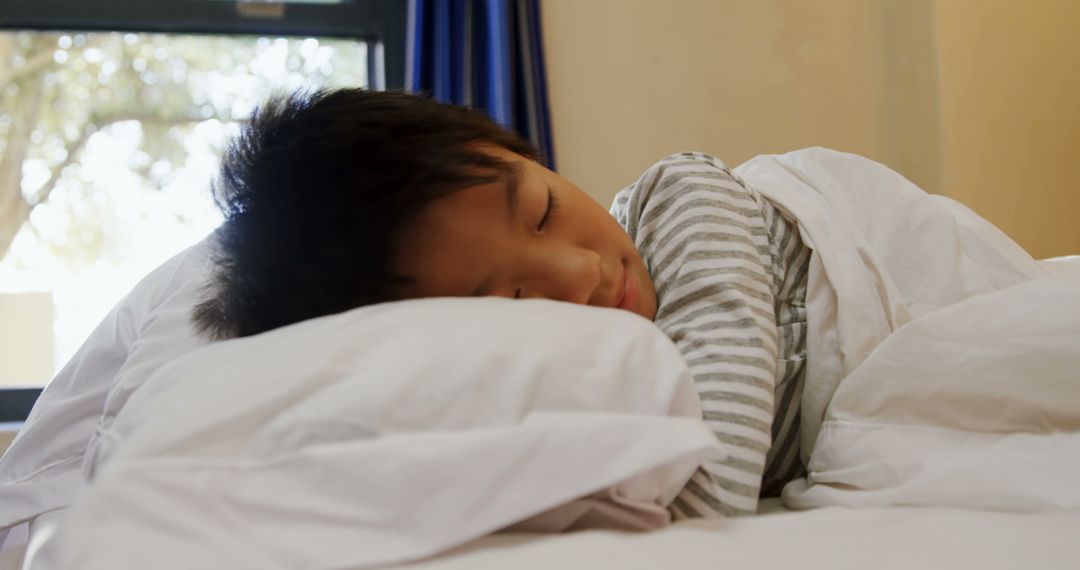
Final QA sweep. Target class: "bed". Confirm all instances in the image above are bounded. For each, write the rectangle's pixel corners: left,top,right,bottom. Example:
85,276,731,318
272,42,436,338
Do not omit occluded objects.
4,148,1079,569
12,284,1080,569
16,499,1080,569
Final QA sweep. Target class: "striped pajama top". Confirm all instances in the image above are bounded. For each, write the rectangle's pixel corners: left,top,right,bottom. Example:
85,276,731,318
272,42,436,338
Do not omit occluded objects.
610,152,812,517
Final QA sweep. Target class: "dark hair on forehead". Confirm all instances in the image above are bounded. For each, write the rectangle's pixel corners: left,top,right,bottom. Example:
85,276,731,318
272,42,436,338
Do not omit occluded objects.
193,88,541,339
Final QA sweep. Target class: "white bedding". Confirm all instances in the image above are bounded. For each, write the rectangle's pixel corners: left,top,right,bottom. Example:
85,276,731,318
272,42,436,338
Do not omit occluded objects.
10,148,1080,569
734,148,1080,511
18,501,1079,570
41,299,725,569
404,503,1080,570
784,279,1080,511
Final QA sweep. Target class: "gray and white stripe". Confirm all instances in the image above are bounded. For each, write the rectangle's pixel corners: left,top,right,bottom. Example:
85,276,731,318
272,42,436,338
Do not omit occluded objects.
611,152,810,517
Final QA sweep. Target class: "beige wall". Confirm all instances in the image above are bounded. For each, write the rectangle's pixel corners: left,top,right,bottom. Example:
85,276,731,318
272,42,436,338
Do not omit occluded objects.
934,0,1080,258
541,0,942,203
542,0,1079,258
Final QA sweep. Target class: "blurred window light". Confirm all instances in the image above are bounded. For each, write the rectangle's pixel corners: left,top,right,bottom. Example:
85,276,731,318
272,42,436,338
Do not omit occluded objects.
0,30,368,388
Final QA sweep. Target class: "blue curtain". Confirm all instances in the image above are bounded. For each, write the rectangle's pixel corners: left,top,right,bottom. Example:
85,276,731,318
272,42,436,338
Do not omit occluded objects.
407,0,555,169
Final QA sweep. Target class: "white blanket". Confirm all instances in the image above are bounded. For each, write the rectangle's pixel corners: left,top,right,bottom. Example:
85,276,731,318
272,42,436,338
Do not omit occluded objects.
734,148,1080,511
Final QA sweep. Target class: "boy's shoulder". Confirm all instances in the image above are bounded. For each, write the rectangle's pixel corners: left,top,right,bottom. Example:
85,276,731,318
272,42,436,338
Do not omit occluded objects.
637,152,748,197
610,151,763,241
613,152,752,211
651,151,731,171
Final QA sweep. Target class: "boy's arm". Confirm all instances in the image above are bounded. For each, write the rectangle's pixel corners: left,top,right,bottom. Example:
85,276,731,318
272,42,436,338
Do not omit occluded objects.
613,152,779,517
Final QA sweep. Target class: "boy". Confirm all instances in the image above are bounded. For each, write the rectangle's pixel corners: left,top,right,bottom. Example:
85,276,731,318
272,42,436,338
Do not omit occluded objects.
195,88,810,517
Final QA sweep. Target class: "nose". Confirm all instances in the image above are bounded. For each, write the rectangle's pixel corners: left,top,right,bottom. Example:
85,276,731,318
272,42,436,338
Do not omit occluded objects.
525,246,602,305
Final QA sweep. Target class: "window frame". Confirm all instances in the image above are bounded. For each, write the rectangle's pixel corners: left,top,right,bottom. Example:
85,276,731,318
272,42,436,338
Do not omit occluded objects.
0,0,406,89
0,0,406,423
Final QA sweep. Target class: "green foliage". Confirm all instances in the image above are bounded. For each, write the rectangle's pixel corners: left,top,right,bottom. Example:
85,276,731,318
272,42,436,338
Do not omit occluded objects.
0,30,367,270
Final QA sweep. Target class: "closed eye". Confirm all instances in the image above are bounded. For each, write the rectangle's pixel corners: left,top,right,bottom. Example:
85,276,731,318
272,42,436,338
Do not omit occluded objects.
538,185,558,230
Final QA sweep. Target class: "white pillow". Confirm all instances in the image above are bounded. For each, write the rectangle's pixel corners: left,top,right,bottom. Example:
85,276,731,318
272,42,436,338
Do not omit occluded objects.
0,235,214,539
56,298,723,569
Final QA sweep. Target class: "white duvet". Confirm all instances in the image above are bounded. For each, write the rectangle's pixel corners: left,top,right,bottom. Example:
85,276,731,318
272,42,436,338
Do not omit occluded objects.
734,148,1080,511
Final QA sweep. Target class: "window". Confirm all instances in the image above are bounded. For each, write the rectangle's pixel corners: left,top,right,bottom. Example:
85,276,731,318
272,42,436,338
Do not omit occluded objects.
0,0,406,420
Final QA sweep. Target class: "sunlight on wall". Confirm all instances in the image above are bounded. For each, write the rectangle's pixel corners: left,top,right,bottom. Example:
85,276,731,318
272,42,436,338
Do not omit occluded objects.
935,0,1080,258
542,0,1079,258
540,0,942,205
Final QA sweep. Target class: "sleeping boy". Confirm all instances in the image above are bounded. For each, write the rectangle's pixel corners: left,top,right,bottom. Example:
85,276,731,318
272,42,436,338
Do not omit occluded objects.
194,87,811,517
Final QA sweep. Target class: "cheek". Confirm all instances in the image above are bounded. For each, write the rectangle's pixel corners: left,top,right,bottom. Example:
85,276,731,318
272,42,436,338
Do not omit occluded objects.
568,194,628,245
597,209,637,252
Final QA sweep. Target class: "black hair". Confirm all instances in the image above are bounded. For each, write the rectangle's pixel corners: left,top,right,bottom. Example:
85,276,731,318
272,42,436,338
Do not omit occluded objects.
193,88,541,339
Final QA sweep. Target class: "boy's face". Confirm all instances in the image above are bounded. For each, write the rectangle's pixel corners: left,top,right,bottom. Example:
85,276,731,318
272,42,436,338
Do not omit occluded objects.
393,146,658,320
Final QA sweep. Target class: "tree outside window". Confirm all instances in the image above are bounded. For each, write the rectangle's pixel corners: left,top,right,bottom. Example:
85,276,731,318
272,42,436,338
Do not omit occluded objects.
0,31,367,386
